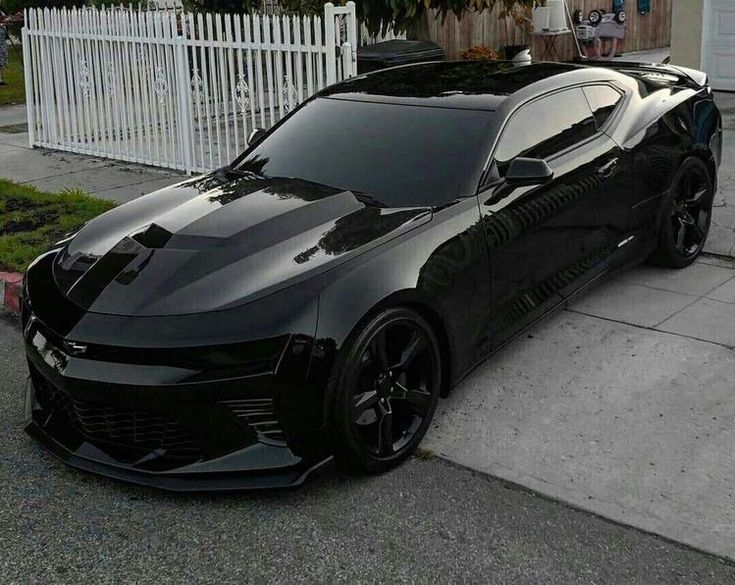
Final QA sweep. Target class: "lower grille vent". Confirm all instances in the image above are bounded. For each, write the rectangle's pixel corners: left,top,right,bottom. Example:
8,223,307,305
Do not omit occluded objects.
34,377,201,460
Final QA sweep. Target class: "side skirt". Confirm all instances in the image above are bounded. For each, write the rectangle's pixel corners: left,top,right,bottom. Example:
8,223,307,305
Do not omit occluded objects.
450,236,652,391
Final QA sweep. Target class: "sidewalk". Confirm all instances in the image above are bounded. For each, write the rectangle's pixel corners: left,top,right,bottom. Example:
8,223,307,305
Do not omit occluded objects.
0,106,183,204
427,255,735,560
613,47,670,64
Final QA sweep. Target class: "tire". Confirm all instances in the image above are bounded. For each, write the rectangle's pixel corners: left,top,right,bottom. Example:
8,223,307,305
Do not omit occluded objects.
331,307,442,475
649,156,714,268
589,9,603,25
615,10,627,24
573,9,584,25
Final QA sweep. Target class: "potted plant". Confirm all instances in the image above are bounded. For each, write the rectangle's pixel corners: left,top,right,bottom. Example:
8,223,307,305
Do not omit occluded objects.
499,0,533,60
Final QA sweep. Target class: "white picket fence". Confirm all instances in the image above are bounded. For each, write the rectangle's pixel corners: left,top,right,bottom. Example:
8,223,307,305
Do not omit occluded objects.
22,3,358,173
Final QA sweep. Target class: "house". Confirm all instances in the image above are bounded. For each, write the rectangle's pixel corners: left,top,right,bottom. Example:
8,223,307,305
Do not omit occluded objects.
671,0,735,90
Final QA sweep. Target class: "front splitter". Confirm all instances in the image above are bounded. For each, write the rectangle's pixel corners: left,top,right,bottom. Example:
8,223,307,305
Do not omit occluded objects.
26,421,334,493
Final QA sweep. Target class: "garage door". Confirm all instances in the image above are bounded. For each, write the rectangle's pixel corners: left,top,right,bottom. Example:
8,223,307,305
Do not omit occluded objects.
703,0,735,90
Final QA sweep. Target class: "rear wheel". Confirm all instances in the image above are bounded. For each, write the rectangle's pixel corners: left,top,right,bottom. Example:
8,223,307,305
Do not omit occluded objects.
649,157,714,268
331,307,442,475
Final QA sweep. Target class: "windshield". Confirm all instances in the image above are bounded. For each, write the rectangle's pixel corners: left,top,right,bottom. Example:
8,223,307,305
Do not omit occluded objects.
234,98,493,208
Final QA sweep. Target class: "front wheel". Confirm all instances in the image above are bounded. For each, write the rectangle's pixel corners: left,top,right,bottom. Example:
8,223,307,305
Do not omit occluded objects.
649,156,714,268
331,307,442,475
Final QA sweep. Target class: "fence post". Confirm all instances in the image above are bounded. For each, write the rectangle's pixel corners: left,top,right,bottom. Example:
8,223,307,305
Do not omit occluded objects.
22,20,35,148
40,8,58,146
345,0,358,75
323,3,337,85
174,31,194,174
341,42,352,78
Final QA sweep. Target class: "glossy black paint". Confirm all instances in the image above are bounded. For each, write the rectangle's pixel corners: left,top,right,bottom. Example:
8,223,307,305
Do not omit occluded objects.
22,61,722,491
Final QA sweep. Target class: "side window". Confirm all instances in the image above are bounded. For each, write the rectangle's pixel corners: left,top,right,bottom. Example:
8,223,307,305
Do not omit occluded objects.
583,85,623,129
494,88,596,175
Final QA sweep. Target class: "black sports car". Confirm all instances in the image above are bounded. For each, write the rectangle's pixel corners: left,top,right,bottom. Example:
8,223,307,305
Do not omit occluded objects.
21,61,722,491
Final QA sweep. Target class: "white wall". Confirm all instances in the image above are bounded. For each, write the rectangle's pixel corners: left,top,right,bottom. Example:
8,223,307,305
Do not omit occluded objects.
670,0,704,68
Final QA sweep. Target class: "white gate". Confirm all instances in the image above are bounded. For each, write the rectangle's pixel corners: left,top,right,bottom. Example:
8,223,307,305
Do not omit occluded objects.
22,2,358,173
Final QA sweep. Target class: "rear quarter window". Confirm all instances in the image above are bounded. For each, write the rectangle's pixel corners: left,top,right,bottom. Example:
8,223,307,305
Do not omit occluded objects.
494,87,597,175
583,85,624,129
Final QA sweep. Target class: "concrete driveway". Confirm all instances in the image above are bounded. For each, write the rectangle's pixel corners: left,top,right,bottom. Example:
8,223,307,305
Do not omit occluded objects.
426,256,735,560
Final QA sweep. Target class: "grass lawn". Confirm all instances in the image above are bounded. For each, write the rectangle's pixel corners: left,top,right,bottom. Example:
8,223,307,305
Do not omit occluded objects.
0,49,25,106
0,179,115,273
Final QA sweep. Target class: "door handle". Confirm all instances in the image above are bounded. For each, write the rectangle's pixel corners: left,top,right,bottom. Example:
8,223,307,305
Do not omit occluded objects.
597,158,619,178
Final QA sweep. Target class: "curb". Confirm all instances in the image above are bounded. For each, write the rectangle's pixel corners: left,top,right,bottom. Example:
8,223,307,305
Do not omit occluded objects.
0,272,23,316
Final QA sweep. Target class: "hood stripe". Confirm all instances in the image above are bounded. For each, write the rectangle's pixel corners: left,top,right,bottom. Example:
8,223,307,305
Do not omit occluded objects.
67,238,143,309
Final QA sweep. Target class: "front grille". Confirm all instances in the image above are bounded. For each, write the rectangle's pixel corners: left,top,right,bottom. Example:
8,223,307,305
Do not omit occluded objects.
33,375,201,460
219,398,285,444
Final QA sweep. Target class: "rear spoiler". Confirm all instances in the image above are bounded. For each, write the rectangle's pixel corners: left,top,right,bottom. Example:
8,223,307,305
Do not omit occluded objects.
572,59,710,89
666,64,708,88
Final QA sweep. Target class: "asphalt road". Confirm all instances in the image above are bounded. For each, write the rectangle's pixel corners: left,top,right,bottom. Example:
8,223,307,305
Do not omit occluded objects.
1,317,733,584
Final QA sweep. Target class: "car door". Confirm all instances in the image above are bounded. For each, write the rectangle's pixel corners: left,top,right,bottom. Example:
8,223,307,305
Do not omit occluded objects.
477,86,632,347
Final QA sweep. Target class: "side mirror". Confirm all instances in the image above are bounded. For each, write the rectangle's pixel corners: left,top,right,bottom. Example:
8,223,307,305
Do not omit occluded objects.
247,128,267,146
505,157,554,186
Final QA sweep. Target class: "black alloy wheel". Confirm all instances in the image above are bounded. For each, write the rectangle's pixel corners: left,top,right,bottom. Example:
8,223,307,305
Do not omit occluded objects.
650,157,714,268
589,9,603,25
332,307,442,474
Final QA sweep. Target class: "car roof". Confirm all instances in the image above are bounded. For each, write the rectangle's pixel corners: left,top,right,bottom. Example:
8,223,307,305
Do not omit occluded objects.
319,61,601,111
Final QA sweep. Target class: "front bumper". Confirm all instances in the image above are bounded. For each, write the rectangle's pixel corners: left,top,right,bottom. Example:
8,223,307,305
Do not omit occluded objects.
23,344,332,491
25,415,332,492
22,308,333,492
21,251,331,491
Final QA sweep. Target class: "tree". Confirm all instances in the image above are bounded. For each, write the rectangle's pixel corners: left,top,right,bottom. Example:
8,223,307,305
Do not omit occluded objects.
498,0,533,48
0,0,80,13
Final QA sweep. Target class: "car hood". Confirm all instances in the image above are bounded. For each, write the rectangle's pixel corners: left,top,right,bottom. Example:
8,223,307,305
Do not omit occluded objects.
53,173,432,316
